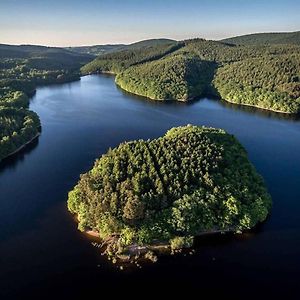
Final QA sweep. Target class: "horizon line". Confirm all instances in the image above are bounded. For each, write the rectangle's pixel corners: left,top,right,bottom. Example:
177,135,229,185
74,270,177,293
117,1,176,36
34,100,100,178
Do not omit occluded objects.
0,29,299,48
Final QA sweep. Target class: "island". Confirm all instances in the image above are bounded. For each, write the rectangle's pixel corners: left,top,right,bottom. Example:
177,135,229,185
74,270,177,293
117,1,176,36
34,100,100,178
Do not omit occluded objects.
68,125,271,262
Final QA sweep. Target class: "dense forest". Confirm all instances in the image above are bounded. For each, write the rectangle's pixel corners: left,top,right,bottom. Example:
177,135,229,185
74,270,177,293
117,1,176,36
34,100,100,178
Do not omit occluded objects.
222,31,300,46
0,44,92,162
0,108,40,161
116,53,216,100
67,38,176,56
68,125,271,256
214,53,300,113
82,36,300,114
81,41,182,74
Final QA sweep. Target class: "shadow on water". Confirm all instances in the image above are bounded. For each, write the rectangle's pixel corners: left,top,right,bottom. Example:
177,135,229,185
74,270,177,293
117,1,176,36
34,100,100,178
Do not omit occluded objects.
1,75,300,297
218,98,300,121
116,84,220,108
117,83,300,121
193,221,267,249
0,137,40,173
115,84,194,107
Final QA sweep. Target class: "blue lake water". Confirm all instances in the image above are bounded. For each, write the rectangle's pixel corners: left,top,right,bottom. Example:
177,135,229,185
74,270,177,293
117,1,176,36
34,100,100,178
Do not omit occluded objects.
0,75,299,297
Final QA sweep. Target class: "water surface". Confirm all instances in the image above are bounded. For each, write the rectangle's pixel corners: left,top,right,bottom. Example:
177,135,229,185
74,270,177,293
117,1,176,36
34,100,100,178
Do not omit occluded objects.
1,75,299,297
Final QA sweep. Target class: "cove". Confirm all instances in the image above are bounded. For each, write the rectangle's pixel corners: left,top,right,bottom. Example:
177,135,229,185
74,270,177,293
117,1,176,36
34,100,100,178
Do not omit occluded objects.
0,75,300,297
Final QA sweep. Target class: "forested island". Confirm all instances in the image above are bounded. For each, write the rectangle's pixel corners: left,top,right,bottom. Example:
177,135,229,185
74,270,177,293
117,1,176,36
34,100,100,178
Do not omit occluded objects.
0,44,92,162
68,125,271,261
82,32,300,113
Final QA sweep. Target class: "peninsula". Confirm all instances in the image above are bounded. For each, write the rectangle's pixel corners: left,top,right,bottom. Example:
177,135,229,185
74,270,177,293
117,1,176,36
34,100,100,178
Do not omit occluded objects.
82,32,300,114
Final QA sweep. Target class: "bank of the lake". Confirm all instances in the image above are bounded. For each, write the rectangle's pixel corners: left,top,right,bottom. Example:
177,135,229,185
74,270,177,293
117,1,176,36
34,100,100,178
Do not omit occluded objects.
113,72,298,114
2,132,41,160
0,75,82,162
0,75,299,298
221,97,296,114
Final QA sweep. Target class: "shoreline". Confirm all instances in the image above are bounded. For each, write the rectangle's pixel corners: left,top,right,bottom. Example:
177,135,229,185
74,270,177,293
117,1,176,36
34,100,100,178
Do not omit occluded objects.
83,70,117,76
1,74,81,163
113,75,297,115
222,98,295,114
85,230,99,237
85,72,297,115
115,80,189,102
85,228,233,261
2,132,40,161
110,72,298,115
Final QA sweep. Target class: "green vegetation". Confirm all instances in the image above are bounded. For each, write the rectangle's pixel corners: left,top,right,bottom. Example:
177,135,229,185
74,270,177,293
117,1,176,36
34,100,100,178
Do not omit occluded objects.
66,44,125,56
67,38,175,56
68,125,271,257
0,108,40,161
116,53,216,100
0,44,92,89
213,54,300,113
2,33,299,163
222,31,300,46
0,44,92,162
82,37,300,114
81,42,183,74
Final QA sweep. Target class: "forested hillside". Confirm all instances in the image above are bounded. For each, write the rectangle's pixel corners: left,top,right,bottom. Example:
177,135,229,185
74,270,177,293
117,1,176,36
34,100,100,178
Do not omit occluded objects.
222,31,300,46
68,125,271,256
214,53,300,113
65,44,125,56
0,44,92,162
67,38,175,56
82,37,300,113
81,41,183,74
116,53,216,100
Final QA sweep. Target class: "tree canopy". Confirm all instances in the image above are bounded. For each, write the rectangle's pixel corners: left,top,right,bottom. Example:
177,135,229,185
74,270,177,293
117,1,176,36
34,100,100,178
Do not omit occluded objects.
68,125,271,255
82,38,300,114
221,31,300,46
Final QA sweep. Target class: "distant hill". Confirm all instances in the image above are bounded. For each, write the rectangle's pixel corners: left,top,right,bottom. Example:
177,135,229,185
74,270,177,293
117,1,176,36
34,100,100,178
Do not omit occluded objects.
67,38,176,56
0,43,93,70
222,31,300,45
81,41,183,74
124,38,176,50
65,44,125,56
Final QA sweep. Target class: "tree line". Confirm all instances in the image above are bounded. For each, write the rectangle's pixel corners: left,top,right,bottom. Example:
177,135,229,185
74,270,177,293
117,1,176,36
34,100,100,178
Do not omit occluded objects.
82,38,300,114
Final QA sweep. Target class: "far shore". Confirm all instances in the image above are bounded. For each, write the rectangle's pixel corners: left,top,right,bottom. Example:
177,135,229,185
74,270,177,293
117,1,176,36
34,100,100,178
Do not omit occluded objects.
223,98,295,114
115,73,297,114
82,72,298,115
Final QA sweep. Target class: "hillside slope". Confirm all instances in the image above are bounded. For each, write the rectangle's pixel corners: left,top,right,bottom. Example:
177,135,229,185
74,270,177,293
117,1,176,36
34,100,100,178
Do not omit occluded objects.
81,41,183,74
222,31,300,45
81,36,300,114
67,38,176,56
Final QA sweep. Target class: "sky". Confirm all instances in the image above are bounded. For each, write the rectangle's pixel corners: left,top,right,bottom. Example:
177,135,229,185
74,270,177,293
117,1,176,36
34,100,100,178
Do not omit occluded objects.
0,0,299,46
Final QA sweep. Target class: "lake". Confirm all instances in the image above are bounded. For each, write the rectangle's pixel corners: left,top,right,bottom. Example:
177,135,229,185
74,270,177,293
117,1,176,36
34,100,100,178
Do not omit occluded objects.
1,75,300,298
